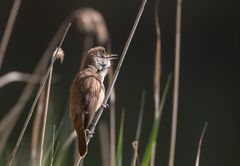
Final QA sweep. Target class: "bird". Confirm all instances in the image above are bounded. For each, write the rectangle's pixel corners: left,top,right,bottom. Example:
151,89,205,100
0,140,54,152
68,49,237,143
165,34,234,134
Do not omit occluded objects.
70,46,117,157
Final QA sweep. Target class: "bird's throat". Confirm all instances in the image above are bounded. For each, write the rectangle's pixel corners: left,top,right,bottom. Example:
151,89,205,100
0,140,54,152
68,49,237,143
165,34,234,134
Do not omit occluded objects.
98,69,108,82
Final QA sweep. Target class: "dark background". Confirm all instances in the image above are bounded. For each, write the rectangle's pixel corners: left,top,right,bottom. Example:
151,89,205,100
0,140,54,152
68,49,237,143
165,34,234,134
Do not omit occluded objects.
0,0,240,165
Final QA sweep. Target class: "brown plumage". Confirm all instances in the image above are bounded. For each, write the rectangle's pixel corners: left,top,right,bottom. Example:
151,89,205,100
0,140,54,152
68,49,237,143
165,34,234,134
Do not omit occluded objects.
70,46,117,157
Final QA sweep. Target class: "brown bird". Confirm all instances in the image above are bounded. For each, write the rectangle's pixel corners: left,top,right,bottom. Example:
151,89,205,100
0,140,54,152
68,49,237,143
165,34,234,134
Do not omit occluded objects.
70,46,117,157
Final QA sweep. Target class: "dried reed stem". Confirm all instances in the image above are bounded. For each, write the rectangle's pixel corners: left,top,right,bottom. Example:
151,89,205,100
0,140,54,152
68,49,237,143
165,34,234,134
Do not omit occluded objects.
135,90,145,141
105,37,116,166
74,0,148,165
131,141,139,166
0,21,71,153
0,71,39,88
110,95,116,166
62,131,76,150
38,56,54,166
151,0,161,164
150,142,156,166
153,0,161,119
0,0,22,70
50,125,56,166
108,61,116,166
31,91,45,166
99,122,110,166
7,23,71,166
39,47,64,166
74,156,83,166
168,0,182,166
195,122,208,166
0,6,108,155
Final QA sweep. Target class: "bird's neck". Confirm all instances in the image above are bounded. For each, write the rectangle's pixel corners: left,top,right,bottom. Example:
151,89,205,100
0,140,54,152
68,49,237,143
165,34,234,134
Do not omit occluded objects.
98,69,108,82
84,65,107,82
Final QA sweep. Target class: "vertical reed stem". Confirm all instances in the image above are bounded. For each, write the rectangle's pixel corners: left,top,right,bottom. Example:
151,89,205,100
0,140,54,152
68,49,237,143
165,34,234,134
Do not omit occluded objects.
0,0,22,69
7,23,71,166
39,58,53,166
168,0,182,166
74,0,148,165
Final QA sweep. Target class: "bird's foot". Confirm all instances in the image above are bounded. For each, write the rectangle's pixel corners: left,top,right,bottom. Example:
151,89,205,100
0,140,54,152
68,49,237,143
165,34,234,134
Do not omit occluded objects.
101,103,109,109
86,129,95,138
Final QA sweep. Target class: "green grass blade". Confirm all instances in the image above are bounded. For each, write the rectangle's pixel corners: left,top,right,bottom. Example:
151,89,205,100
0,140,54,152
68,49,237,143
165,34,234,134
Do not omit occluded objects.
116,110,125,166
42,119,64,165
131,141,139,166
159,74,172,119
131,90,145,166
141,74,172,166
135,90,146,141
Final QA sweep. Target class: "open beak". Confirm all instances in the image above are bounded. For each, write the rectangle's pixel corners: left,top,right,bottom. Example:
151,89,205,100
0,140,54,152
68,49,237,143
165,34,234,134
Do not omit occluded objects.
106,54,118,60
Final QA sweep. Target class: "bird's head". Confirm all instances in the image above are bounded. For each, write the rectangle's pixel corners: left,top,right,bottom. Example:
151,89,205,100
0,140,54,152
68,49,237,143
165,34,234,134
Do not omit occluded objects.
84,46,117,75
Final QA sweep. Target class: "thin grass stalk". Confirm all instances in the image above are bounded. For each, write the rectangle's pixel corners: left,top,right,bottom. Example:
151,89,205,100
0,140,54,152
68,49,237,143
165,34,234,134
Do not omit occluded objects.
106,31,115,166
195,122,208,166
116,110,125,166
0,0,22,70
8,49,52,166
108,61,116,166
31,90,45,166
131,91,146,166
153,0,161,119
98,0,148,108
0,21,71,153
45,142,59,166
54,131,76,166
0,71,39,88
74,0,148,165
150,143,156,166
105,38,116,166
151,0,162,164
141,74,171,166
80,160,84,166
50,125,56,166
43,119,64,166
110,92,116,166
74,156,83,166
168,0,182,165
39,56,54,166
135,90,146,141
99,122,110,166
7,23,71,166
39,48,64,166
62,131,76,150
131,141,139,166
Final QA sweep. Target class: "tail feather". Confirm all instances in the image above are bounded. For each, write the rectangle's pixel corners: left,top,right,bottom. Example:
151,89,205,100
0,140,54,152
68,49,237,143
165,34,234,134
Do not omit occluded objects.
77,129,87,157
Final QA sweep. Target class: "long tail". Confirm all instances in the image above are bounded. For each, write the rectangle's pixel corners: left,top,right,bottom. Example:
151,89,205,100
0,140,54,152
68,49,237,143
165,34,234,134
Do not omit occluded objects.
77,129,87,157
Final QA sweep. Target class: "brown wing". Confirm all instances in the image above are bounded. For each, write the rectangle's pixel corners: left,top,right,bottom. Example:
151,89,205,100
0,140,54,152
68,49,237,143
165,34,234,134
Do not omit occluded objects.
70,73,102,157
70,74,88,157
78,75,102,129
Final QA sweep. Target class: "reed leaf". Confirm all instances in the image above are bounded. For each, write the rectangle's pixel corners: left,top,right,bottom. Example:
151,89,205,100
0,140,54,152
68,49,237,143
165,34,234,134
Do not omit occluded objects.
116,110,125,166
141,74,172,166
